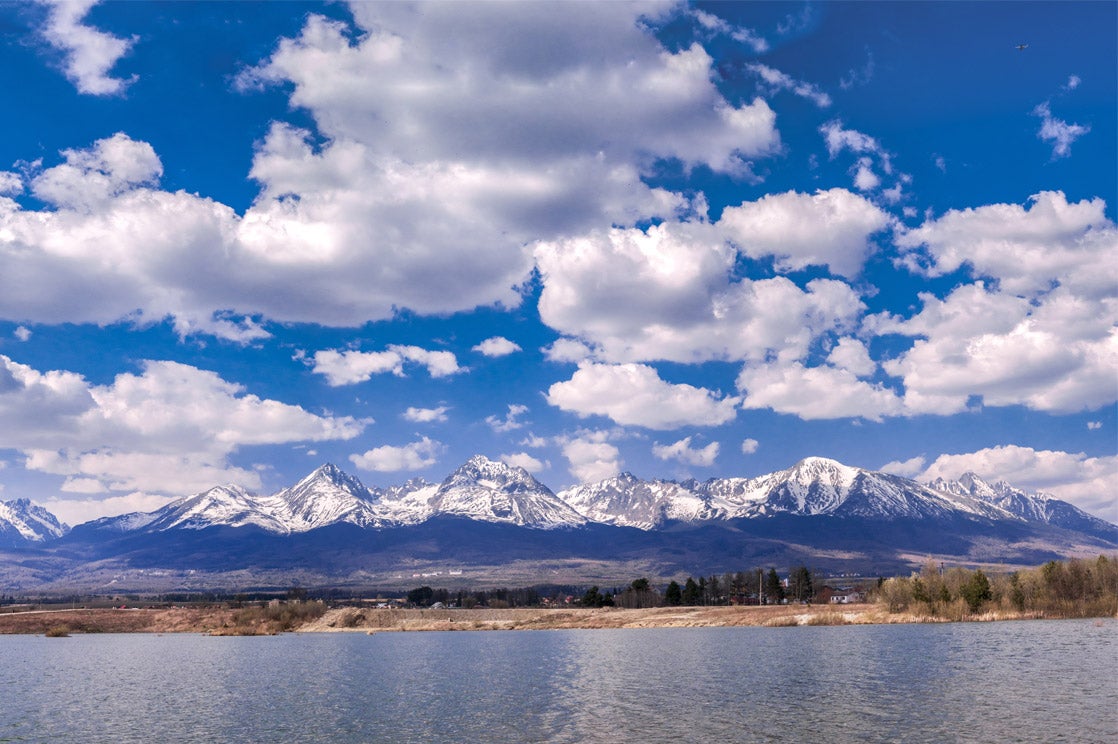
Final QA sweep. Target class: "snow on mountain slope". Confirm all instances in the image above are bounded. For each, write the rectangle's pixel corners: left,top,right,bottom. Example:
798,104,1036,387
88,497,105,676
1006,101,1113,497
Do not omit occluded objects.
567,457,1018,527
560,474,720,529
27,456,1114,541
0,498,69,544
269,463,385,530
735,458,1011,520
374,478,439,525
431,455,587,528
80,511,159,533
145,485,291,533
929,473,1117,539
740,457,862,515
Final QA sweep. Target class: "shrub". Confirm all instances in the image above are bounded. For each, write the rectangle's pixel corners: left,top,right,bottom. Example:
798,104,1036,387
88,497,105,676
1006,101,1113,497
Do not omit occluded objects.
228,600,328,634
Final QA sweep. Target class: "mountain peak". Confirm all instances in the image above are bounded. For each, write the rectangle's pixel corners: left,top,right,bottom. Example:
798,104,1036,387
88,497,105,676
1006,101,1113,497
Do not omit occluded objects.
444,455,537,486
466,454,496,466
275,464,381,530
435,456,585,528
793,456,849,469
0,498,70,545
305,462,349,482
456,454,515,474
928,472,1116,540
787,457,860,487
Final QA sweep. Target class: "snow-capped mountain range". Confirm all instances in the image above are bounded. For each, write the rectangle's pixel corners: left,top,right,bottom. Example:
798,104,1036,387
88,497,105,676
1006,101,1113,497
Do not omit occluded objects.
0,498,70,547
5,455,1113,543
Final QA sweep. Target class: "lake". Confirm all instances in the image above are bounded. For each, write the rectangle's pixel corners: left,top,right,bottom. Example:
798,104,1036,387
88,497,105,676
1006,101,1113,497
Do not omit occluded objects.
1,619,1114,743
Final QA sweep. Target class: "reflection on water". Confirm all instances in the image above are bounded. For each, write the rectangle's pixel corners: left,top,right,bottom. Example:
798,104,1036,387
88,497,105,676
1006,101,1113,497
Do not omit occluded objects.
1,619,1114,743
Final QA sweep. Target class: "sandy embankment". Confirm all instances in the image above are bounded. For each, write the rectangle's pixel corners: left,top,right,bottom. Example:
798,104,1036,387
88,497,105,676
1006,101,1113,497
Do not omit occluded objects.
0,607,241,635
298,604,899,633
0,603,1064,635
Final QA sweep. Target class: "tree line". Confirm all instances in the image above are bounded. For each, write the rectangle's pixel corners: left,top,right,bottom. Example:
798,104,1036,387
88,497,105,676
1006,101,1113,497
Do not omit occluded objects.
406,584,585,608
570,566,820,609
874,555,1118,618
661,566,815,607
404,566,822,609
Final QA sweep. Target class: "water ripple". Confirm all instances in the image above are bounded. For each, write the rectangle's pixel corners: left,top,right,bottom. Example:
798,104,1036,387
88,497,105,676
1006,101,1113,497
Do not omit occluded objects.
0,619,1113,743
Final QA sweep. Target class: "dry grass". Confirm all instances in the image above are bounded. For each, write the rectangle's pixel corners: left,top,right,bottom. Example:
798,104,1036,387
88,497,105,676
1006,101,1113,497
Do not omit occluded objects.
298,604,888,632
762,616,801,627
0,607,264,635
211,601,328,636
0,601,1104,635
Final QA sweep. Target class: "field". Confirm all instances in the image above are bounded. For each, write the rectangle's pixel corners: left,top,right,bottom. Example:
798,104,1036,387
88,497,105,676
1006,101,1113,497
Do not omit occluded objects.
0,602,1075,636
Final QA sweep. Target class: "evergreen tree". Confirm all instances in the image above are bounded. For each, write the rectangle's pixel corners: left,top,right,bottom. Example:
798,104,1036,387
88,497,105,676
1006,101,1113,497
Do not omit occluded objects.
1009,572,1025,611
665,581,683,606
407,586,435,606
960,570,992,612
683,577,701,606
912,577,929,603
581,586,604,607
765,569,784,604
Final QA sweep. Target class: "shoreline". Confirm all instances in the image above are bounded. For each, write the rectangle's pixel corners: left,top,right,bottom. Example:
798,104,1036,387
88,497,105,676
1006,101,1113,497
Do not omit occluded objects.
0,603,1109,636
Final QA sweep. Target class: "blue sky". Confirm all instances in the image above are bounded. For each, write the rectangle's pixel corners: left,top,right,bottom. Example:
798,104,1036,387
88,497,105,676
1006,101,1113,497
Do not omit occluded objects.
0,0,1114,526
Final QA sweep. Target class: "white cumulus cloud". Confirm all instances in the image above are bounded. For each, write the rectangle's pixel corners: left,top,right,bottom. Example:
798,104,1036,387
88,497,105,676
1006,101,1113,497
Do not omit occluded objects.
652,436,720,467
2,3,784,340
879,455,927,478
896,191,1116,297
543,338,595,364
500,452,546,474
882,193,1118,415
31,131,161,210
486,404,530,433
349,436,443,473
548,363,739,430
827,337,876,377
41,491,177,528
473,337,522,358
0,354,363,502
310,346,461,386
919,445,1118,523
720,188,890,278
535,214,867,364
737,361,903,422
402,406,450,424
37,0,136,95
0,172,23,196
559,430,622,483
820,120,881,158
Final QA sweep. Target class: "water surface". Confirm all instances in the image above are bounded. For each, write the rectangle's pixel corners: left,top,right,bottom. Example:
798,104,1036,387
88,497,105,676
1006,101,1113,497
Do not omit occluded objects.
1,619,1114,743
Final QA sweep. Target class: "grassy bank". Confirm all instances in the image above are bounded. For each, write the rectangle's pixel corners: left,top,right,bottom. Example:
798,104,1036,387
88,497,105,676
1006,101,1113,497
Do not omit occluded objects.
1,601,1113,636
